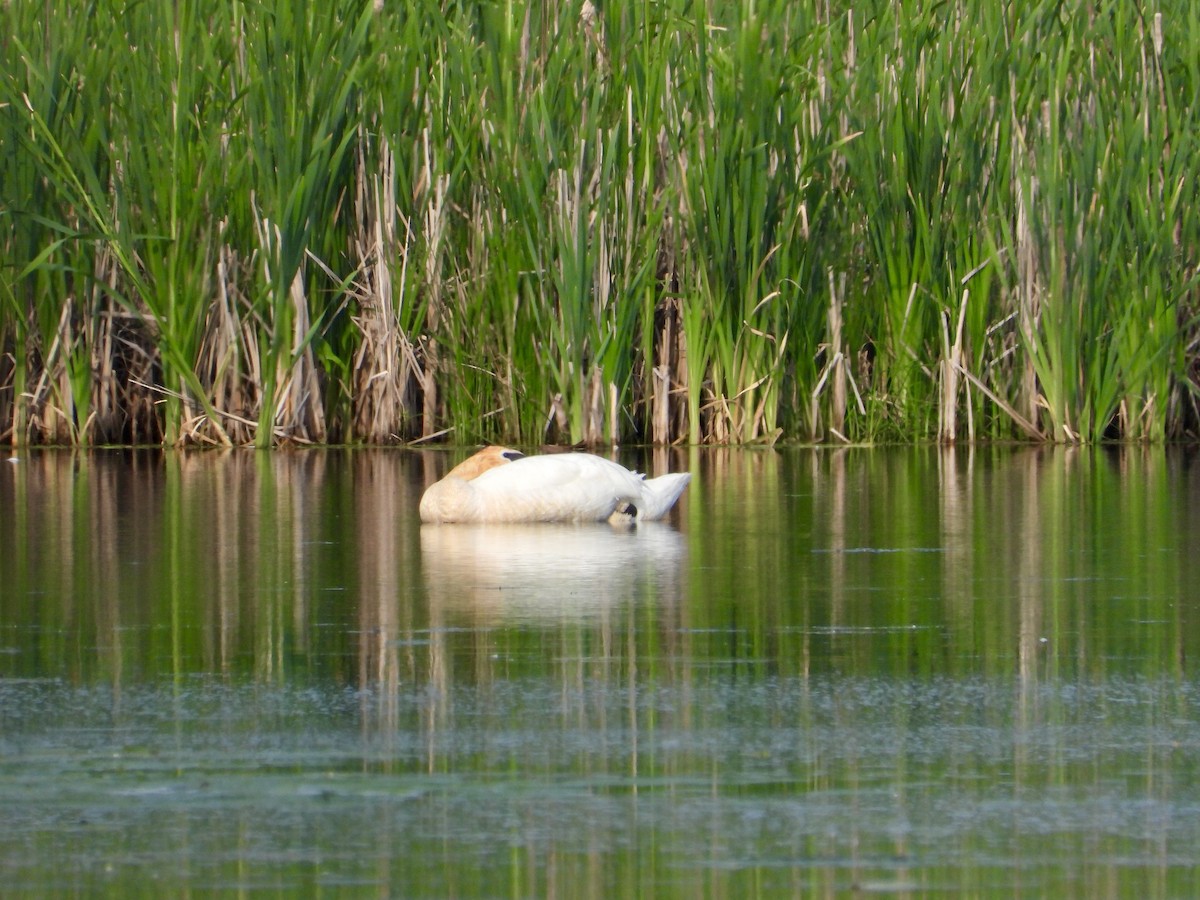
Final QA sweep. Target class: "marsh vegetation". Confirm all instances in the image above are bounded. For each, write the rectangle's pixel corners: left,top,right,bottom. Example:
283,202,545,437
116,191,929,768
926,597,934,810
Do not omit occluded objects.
2,0,1198,446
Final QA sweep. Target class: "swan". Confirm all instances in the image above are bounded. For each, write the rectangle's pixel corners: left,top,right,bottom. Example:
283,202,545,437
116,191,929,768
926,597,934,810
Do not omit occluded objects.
419,446,691,524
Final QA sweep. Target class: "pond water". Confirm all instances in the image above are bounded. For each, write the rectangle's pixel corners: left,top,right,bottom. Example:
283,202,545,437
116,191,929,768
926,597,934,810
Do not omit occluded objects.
2,446,1200,896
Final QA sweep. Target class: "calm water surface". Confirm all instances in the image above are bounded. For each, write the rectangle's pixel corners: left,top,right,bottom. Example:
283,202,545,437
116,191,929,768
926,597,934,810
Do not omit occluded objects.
2,447,1200,896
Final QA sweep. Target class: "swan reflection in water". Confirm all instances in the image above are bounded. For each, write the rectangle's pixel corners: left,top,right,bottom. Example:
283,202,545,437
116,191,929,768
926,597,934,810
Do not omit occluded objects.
420,523,687,623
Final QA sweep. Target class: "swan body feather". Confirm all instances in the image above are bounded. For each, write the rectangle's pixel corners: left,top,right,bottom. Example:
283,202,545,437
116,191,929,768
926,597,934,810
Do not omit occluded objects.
419,447,691,524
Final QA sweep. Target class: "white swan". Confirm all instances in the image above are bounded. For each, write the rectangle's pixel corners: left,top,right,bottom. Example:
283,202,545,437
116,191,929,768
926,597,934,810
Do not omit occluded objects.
419,446,691,524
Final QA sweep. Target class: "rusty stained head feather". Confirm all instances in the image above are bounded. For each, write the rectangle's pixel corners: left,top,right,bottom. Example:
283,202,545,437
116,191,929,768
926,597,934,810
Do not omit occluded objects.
443,446,525,481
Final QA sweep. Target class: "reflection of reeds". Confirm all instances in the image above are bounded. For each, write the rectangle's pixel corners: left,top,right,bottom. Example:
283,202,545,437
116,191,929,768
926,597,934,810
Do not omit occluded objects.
2,2,1199,447
1,446,1199,701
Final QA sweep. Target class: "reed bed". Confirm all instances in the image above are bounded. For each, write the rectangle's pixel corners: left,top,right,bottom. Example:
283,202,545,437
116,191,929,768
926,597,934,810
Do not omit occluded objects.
2,0,1199,447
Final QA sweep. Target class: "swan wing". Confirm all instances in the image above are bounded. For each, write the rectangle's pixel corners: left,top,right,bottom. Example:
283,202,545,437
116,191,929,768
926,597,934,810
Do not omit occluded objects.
469,454,644,522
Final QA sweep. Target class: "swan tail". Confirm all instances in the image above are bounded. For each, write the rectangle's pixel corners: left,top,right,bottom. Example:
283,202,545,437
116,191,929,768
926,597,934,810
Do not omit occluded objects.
636,473,692,520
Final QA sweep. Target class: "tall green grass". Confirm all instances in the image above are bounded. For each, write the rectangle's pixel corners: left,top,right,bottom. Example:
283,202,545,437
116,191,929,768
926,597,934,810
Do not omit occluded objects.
2,0,1199,446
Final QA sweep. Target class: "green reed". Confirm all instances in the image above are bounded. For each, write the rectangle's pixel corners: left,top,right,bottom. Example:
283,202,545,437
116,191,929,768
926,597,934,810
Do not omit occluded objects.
2,0,1199,446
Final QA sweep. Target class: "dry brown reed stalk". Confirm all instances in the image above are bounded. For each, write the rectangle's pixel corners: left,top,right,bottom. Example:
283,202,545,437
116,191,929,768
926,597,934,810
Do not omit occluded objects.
810,271,848,442
1,314,28,449
27,302,80,445
193,232,256,445
420,167,450,440
251,214,328,445
87,248,120,443
938,290,970,444
583,369,603,446
590,202,613,447
350,137,418,443
827,272,847,440
0,350,13,446
103,313,162,445
279,267,327,443
84,243,162,445
1014,145,1041,434
645,292,684,445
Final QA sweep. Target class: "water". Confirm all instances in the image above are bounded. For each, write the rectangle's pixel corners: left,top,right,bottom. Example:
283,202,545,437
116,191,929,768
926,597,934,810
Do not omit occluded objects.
2,446,1200,896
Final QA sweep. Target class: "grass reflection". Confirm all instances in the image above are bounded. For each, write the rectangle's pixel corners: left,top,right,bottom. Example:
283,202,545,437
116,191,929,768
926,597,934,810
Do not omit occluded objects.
2,445,1197,688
